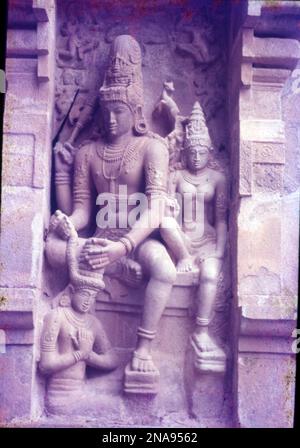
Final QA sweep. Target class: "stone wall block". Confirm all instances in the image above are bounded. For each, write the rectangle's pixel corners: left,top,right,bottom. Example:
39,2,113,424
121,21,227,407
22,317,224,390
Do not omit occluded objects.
0,188,44,288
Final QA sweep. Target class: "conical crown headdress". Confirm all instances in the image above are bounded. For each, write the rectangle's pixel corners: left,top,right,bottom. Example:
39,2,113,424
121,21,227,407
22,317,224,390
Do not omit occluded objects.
184,101,212,150
99,35,144,111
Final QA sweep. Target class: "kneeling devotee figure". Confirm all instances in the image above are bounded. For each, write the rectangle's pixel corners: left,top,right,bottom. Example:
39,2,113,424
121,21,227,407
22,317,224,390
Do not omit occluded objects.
40,214,118,412
160,101,228,372
45,35,177,393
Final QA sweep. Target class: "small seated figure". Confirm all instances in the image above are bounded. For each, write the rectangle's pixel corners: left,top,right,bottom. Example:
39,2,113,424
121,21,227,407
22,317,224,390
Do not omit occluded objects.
39,213,118,413
39,282,118,414
160,101,228,371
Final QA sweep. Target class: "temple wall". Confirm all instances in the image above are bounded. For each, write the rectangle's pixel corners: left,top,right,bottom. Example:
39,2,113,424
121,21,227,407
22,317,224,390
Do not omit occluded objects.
0,0,56,423
228,0,300,428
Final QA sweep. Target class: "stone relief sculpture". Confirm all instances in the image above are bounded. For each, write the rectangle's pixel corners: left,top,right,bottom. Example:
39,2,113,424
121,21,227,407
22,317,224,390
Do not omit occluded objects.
40,0,231,410
160,100,228,372
153,81,180,131
57,19,100,69
45,35,177,395
40,212,118,413
42,27,230,406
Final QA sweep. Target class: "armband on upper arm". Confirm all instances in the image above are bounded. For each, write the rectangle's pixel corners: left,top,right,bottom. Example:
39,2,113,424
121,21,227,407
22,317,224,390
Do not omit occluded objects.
73,147,92,206
40,311,60,353
145,162,167,196
215,190,228,221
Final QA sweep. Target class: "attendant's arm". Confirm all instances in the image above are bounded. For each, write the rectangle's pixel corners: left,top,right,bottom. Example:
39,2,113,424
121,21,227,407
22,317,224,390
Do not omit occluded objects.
164,170,181,218
214,174,228,258
86,319,118,371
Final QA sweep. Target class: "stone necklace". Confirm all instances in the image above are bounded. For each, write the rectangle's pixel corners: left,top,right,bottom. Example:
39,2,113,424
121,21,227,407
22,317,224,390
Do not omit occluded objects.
181,168,210,186
97,140,139,194
63,307,91,329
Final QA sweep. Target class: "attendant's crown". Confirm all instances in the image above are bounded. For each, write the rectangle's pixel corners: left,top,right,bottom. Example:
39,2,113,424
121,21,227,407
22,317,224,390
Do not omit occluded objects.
71,267,104,292
184,101,212,150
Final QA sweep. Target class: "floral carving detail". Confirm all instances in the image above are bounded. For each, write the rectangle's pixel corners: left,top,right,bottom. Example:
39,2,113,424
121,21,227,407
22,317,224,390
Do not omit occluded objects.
254,164,283,193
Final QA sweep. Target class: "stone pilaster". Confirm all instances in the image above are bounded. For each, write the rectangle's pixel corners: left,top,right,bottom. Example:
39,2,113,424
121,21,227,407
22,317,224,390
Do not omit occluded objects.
229,0,300,428
0,0,56,423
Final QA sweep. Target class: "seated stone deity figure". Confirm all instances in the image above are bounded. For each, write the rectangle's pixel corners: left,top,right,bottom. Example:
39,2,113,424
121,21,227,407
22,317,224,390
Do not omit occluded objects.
45,35,177,392
160,101,228,368
40,213,118,412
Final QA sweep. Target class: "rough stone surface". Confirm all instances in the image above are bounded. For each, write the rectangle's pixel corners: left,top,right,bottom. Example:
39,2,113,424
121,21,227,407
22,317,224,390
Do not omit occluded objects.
232,0,300,429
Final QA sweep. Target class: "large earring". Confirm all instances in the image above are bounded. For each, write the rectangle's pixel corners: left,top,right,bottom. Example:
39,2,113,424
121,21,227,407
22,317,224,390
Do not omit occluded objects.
134,119,147,135
134,106,148,135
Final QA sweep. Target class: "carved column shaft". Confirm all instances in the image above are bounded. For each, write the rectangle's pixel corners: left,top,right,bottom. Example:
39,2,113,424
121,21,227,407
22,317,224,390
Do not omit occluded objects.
229,0,300,428
0,0,56,422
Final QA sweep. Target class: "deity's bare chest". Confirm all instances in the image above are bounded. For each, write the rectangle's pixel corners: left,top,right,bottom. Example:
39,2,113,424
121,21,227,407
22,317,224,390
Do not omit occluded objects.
91,139,146,194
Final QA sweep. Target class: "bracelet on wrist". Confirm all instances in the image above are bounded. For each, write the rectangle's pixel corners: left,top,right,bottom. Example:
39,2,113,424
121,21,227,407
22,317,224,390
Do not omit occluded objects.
119,235,136,255
73,351,83,363
55,172,71,185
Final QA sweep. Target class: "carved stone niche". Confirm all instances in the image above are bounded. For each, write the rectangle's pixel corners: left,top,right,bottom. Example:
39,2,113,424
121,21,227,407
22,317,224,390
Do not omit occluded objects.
39,0,232,426
1,0,298,429
0,0,300,427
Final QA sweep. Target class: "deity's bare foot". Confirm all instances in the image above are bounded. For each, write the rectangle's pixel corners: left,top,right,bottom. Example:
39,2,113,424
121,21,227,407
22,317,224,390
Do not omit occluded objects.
119,258,143,288
131,349,158,373
176,257,193,273
191,331,218,353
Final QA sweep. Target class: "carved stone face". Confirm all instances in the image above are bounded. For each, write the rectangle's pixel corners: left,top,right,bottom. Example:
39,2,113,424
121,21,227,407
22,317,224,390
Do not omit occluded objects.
186,145,209,171
101,101,134,139
72,288,96,314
